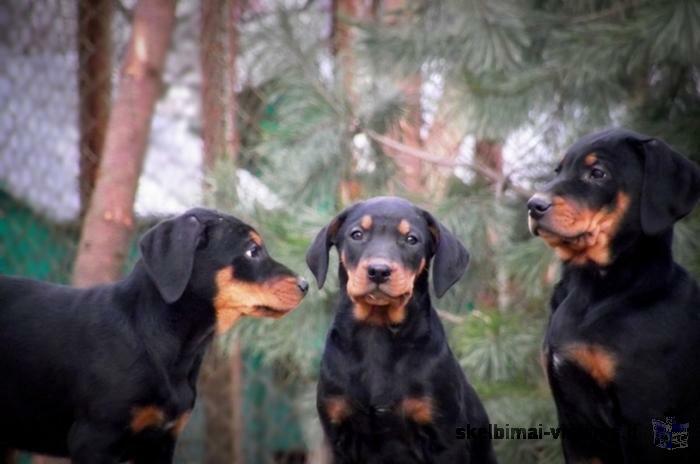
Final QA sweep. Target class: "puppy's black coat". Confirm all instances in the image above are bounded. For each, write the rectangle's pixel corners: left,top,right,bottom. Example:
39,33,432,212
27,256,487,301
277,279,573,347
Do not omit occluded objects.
307,196,496,464
0,208,307,463
528,129,700,463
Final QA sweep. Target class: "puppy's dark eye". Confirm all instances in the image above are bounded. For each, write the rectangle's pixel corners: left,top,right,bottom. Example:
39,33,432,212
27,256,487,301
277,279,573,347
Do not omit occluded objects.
350,230,364,241
590,167,606,180
406,234,419,245
245,244,262,259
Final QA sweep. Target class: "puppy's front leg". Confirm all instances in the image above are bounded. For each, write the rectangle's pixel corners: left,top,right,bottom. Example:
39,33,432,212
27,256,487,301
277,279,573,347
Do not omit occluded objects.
131,433,176,464
67,421,122,464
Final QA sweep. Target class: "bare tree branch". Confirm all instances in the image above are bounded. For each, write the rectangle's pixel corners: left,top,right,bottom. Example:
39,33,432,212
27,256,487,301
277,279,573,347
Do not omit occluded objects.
435,309,466,324
365,130,533,198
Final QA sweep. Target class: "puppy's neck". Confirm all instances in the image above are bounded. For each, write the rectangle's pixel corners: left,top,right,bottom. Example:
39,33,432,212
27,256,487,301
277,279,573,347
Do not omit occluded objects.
563,230,675,298
119,264,217,358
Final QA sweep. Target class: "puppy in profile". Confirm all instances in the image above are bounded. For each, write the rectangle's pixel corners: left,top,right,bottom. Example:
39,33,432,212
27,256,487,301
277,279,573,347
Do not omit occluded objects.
529,129,700,463
307,196,496,464
0,208,308,463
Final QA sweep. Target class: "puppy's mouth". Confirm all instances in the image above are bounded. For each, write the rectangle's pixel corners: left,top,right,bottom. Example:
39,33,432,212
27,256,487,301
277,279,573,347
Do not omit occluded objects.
250,305,291,319
353,287,410,307
529,217,588,244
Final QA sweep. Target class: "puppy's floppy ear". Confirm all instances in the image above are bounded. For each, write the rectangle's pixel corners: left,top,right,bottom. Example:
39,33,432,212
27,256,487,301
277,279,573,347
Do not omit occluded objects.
305,210,348,289
421,210,470,298
139,214,204,303
638,138,700,235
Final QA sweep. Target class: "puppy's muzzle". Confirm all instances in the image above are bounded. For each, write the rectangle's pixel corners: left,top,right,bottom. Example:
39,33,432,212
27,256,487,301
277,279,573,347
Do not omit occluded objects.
527,194,553,220
367,263,392,284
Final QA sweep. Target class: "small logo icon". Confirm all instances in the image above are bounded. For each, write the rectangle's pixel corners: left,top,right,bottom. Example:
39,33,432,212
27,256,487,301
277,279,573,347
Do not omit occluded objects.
652,416,689,450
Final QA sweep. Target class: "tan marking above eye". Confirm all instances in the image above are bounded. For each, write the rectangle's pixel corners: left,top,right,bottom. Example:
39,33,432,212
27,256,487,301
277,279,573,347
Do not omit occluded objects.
398,219,411,235
584,152,598,166
563,343,616,387
249,231,263,246
325,396,351,424
131,405,166,433
360,215,373,230
399,397,433,424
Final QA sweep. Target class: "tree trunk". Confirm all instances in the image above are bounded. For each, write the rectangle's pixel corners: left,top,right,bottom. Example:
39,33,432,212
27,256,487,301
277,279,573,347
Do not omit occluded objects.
200,1,244,462
230,341,244,464
201,0,240,167
200,341,244,464
380,0,425,194
331,0,375,206
475,138,511,312
388,74,424,193
77,0,112,218
332,0,375,105
72,0,176,287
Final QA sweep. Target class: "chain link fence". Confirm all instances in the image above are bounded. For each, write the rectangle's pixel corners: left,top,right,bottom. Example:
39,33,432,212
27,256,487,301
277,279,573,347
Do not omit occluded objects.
0,1,317,462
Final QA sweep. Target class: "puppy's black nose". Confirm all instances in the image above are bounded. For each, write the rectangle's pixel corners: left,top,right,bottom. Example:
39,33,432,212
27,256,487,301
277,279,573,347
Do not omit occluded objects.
297,278,309,294
367,263,392,284
527,195,552,219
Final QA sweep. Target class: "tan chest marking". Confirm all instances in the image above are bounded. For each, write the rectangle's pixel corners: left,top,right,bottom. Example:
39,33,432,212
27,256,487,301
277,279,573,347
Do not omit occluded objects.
563,343,617,387
399,396,433,424
131,405,166,433
131,406,192,435
171,411,192,436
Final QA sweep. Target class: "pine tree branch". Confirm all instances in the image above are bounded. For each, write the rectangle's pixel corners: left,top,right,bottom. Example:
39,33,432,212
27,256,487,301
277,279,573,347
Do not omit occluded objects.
365,129,533,198
276,11,345,118
567,1,640,24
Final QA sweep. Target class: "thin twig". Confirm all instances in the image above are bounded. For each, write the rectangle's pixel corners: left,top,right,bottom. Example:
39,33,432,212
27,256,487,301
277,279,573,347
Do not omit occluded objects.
567,1,639,24
436,309,466,324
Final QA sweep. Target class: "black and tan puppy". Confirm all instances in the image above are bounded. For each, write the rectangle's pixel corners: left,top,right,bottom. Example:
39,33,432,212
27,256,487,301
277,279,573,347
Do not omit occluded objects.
0,208,307,463
528,129,700,463
307,196,496,464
